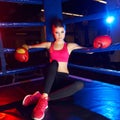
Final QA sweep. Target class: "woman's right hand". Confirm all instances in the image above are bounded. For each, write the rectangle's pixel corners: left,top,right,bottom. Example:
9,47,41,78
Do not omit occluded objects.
22,44,29,50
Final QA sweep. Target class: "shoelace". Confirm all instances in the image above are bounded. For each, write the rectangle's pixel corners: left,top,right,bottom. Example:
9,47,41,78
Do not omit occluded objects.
37,97,48,110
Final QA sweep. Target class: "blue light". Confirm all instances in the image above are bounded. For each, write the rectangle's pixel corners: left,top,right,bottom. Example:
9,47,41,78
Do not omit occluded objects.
106,16,115,24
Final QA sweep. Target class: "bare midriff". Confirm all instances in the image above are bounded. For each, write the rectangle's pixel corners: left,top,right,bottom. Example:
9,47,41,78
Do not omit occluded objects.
57,62,69,73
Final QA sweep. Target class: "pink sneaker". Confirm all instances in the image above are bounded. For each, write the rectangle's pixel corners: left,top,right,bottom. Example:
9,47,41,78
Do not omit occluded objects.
22,91,41,106
32,96,48,120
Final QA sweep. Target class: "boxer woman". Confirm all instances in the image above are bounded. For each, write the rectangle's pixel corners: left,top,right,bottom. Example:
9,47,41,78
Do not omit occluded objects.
22,18,84,120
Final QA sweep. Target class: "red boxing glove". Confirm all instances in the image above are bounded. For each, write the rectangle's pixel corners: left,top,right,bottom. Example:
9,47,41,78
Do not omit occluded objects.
93,35,112,48
14,47,29,62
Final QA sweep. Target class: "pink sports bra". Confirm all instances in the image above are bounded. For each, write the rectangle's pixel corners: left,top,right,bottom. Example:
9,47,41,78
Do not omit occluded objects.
49,43,69,62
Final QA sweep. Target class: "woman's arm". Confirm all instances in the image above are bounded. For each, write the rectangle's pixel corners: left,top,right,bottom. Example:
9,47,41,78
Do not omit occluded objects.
23,42,51,50
67,43,85,54
68,43,93,54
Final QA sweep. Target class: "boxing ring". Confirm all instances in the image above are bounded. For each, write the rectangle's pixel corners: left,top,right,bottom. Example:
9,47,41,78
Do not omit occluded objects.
0,0,120,120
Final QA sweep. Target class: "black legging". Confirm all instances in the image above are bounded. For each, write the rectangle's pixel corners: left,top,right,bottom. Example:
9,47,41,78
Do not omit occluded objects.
44,60,84,101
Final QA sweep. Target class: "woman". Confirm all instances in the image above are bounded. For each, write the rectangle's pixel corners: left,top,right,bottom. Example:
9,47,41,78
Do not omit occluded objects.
22,18,84,120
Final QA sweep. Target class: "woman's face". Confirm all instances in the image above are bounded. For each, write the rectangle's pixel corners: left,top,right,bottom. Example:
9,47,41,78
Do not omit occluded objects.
52,26,66,41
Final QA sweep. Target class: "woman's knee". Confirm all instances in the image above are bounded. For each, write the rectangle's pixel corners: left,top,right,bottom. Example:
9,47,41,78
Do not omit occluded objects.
49,60,58,71
51,60,58,67
74,81,84,90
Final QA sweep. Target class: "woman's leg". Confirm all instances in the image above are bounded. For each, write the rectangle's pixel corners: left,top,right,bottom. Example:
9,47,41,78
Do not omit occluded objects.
43,60,58,94
49,80,84,101
32,60,59,119
22,60,58,106
32,63,83,120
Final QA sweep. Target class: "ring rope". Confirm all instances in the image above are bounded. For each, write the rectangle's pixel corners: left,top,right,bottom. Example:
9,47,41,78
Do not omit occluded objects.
75,43,120,53
69,63,120,77
0,22,45,28
69,74,93,82
0,48,46,53
1,45,120,77
2,43,120,54
0,77,44,88
0,64,46,76
0,47,46,75
0,0,42,4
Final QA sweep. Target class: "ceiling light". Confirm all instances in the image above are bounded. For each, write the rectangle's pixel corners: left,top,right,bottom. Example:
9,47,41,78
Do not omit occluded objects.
94,0,107,4
62,12,83,17
41,9,83,17
106,16,115,24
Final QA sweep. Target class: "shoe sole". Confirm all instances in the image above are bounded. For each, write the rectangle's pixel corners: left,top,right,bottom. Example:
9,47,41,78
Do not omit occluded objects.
32,106,48,120
22,95,31,106
33,114,44,120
